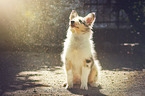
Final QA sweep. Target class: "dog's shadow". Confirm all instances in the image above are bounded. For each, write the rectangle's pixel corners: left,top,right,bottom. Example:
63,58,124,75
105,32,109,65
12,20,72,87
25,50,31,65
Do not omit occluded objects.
67,84,107,96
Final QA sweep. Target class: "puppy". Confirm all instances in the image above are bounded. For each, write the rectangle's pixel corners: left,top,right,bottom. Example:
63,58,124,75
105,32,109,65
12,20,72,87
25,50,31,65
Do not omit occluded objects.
61,10,100,90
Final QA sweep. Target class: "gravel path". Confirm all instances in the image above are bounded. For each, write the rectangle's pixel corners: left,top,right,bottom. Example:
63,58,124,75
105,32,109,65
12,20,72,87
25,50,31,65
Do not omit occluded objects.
0,51,145,96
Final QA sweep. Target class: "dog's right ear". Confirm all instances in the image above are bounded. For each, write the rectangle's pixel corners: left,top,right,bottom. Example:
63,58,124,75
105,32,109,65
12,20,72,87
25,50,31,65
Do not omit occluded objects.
69,10,78,20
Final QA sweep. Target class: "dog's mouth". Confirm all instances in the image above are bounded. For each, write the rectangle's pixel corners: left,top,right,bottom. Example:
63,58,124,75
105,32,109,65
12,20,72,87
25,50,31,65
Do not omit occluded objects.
70,24,79,29
71,24,75,27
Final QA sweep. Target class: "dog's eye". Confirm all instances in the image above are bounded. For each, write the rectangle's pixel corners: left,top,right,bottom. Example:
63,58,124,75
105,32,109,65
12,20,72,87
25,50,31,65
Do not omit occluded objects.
79,20,82,23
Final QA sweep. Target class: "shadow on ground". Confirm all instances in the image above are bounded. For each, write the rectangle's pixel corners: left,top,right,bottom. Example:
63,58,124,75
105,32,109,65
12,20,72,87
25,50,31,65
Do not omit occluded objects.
0,50,62,95
97,50,144,71
67,85,107,96
0,47,145,96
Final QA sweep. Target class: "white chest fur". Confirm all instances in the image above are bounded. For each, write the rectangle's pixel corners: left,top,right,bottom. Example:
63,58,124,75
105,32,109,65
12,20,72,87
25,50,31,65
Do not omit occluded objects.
65,31,93,60
62,28,94,72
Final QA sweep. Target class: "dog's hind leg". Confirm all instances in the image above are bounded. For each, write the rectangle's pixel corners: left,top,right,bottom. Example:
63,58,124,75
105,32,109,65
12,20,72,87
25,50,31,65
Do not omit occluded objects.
88,60,100,87
88,65,99,87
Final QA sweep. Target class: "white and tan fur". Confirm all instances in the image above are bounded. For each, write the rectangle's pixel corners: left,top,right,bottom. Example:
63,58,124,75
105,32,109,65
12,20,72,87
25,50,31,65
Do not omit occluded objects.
61,10,101,90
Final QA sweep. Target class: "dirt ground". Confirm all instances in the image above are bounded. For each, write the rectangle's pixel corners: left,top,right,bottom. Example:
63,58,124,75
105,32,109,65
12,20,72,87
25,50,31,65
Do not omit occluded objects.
0,51,145,96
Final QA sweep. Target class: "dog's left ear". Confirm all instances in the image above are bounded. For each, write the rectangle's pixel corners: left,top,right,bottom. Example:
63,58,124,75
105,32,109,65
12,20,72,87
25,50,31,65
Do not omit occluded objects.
69,10,78,20
85,12,96,27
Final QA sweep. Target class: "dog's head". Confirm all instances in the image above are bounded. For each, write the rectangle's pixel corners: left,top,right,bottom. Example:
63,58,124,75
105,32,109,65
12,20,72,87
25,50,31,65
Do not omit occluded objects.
69,10,96,33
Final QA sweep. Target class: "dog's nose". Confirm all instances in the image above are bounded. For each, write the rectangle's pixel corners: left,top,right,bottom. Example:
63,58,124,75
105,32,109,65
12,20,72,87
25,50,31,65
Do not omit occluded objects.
71,21,75,24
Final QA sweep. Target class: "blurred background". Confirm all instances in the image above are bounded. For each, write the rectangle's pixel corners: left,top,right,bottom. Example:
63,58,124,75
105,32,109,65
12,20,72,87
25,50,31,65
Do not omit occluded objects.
0,0,144,49
0,0,145,69
0,0,145,73
0,0,145,95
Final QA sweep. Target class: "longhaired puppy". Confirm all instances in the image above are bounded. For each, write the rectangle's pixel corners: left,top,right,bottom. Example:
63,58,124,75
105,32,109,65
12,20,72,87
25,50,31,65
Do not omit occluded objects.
61,10,100,90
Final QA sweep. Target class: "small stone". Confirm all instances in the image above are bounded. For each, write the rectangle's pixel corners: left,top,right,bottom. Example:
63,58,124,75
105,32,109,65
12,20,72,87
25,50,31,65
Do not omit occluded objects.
33,89,37,93
142,69,145,72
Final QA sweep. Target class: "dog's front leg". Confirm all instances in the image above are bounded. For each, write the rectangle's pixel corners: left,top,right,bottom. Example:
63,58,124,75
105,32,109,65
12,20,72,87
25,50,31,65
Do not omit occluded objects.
65,60,73,89
80,59,92,90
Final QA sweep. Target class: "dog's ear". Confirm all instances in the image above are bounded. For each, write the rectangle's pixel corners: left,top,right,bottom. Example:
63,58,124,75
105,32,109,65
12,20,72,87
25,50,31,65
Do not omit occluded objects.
85,12,96,27
69,10,78,20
